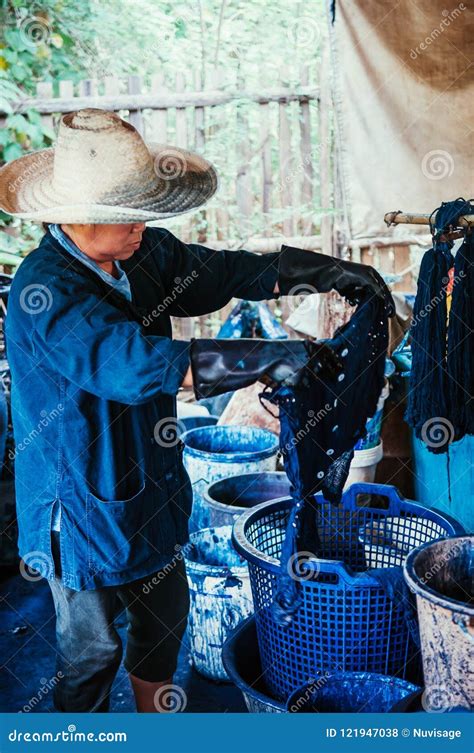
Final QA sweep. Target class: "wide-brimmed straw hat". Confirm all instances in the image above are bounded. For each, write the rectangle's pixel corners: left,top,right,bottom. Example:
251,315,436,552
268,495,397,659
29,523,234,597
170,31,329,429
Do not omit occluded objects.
0,107,218,223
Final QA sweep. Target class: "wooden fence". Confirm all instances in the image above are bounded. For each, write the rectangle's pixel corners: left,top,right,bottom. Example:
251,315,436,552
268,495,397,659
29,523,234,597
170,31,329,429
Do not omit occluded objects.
1,66,418,337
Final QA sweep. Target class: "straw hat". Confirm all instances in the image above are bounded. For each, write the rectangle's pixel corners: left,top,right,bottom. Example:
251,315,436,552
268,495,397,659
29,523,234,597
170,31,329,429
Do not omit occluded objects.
0,108,218,223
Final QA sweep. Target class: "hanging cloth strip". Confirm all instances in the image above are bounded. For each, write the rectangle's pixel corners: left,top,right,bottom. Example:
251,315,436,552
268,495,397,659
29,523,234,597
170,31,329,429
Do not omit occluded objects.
259,295,389,624
406,198,474,453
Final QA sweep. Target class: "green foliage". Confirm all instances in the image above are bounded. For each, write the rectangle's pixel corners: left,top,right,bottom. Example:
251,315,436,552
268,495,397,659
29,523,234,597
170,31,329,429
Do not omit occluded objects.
0,0,327,255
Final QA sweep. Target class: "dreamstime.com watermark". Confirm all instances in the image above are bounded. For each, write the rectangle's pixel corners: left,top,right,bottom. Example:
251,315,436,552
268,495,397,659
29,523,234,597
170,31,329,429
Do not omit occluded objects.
9,403,64,461
8,724,127,743
409,4,466,59
142,542,192,594
142,271,198,326
20,673,64,713
419,539,464,586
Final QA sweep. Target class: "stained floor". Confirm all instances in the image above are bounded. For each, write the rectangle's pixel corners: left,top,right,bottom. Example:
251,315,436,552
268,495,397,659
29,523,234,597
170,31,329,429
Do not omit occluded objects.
0,482,245,714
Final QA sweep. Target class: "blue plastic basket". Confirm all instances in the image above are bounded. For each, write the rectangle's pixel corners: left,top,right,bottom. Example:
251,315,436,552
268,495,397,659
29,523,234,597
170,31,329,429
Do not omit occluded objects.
232,483,462,701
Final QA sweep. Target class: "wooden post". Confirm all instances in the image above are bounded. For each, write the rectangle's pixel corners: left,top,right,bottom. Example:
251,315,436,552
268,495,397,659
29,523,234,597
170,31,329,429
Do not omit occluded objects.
260,72,272,235
150,72,168,142
278,67,293,237
319,45,333,257
299,64,314,237
127,75,143,134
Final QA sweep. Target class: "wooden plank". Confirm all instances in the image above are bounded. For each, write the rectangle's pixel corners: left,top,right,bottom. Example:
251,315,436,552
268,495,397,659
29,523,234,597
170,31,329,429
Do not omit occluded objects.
174,72,187,148
260,92,272,227
319,47,333,254
192,68,208,247
236,73,253,237
36,82,54,133
6,86,320,115
150,72,168,142
127,75,143,134
278,74,293,237
104,76,121,97
300,64,315,237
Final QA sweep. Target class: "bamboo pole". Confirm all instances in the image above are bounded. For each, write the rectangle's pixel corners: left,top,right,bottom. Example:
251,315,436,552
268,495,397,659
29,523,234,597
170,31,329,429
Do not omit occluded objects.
4,87,319,116
384,211,474,227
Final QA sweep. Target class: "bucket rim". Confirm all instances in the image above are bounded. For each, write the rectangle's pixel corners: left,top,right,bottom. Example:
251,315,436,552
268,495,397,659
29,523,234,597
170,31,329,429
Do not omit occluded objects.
181,424,279,462
203,471,290,514
403,535,474,615
232,488,460,581
183,525,250,576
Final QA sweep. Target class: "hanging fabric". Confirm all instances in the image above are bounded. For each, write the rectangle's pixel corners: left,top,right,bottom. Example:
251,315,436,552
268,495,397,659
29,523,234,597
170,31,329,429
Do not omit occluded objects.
406,198,474,452
259,295,389,623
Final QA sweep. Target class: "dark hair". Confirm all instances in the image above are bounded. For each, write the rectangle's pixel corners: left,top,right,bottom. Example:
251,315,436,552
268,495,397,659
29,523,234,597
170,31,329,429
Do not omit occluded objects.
42,222,50,232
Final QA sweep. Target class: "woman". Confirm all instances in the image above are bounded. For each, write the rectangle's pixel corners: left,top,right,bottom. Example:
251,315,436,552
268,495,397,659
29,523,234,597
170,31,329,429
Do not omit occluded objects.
0,107,392,712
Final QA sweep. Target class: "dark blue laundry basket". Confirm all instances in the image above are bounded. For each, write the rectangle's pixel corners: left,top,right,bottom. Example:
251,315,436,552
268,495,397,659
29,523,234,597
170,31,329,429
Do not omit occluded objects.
232,483,462,701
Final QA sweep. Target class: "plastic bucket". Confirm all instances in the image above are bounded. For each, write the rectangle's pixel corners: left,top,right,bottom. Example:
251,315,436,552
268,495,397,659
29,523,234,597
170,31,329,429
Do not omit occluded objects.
181,426,279,532
354,379,389,451
222,616,286,713
184,526,254,682
203,472,291,529
403,535,474,712
344,441,383,490
287,672,420,713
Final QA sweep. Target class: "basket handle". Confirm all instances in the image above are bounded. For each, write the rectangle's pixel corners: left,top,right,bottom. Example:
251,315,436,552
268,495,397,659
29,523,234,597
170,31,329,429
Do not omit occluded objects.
342,483,405,515
302,557,377,587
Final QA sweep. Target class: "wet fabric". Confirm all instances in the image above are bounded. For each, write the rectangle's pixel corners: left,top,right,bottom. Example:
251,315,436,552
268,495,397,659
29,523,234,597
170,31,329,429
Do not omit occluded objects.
259,295,389,624
406,199,474,453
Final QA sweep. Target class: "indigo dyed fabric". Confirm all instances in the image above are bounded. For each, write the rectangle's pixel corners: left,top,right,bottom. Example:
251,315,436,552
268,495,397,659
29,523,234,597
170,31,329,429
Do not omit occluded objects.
260,295,389,623
406,199,474,452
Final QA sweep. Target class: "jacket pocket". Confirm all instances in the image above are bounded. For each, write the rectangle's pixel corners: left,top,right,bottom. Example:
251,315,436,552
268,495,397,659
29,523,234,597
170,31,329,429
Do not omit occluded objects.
85,481,172,575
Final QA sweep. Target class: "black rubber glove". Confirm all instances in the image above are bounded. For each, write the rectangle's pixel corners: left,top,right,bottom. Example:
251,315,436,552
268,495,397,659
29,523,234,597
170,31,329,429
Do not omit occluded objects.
190,338,342,400
278,245,395,316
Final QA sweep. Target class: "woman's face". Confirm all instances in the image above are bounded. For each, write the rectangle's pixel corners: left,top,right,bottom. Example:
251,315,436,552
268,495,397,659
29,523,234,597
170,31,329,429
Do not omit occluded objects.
61,222,146,262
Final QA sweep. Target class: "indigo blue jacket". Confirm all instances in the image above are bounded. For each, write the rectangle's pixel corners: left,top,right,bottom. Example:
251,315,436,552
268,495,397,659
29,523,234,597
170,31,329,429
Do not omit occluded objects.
5,226,279,590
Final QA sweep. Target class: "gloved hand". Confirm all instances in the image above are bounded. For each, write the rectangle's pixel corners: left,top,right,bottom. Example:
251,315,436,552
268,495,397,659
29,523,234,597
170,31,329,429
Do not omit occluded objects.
190,338,342,400
278,245,395,316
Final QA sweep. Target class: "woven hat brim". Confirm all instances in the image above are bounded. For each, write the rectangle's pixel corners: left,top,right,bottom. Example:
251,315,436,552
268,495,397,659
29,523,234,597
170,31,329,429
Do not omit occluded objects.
0,143,218,223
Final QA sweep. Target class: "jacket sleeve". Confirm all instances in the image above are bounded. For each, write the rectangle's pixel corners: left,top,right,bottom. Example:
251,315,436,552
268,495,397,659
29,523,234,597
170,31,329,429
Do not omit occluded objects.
148,228,280,317
31,273,190,404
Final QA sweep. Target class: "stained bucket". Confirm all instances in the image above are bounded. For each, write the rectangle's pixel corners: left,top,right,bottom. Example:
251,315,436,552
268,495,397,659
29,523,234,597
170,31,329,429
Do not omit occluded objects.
184,526,254,682
403,535,474,712
344,441,383,489
286,672,420,713
181,425,279,532
203,472,291,529
222,616,286,713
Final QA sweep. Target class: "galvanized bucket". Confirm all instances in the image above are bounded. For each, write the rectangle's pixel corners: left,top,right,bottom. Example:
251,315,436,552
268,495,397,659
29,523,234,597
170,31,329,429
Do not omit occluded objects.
203,471,291,529
404,535,474,712
181,425,279,532
184,526,254,682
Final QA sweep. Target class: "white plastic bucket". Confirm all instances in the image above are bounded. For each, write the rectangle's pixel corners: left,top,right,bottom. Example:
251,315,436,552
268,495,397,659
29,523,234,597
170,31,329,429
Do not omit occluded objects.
344,441,383,490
